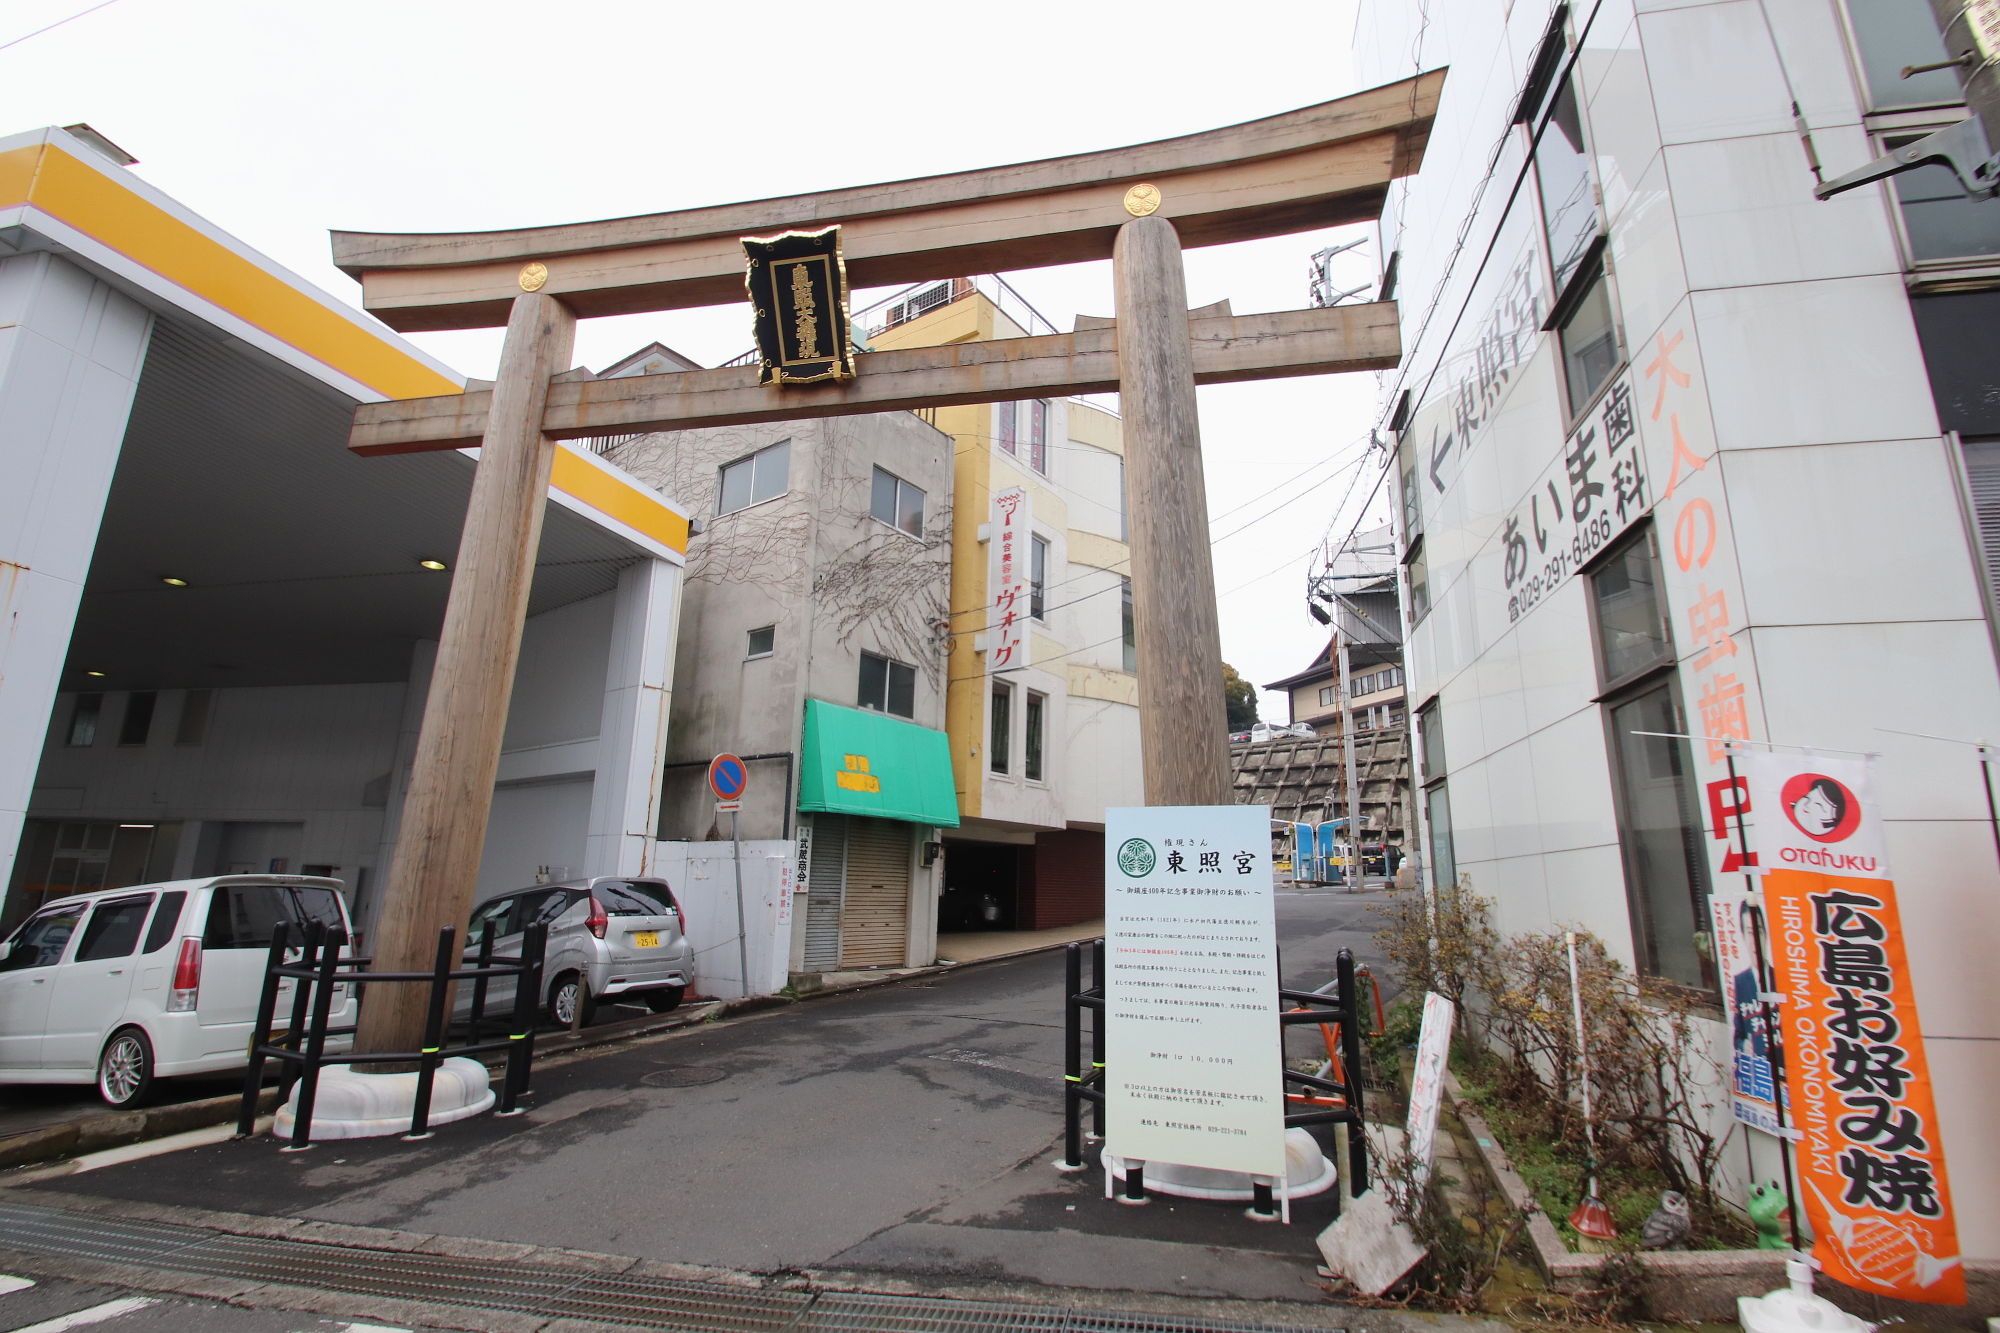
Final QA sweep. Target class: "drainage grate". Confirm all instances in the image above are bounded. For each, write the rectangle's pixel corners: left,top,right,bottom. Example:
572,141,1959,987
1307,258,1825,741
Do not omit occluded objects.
0,1202,1338,1333
798,1293,1064,1330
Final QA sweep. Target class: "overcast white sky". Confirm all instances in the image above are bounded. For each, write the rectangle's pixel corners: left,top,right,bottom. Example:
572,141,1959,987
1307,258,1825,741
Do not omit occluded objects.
4,0,1394,718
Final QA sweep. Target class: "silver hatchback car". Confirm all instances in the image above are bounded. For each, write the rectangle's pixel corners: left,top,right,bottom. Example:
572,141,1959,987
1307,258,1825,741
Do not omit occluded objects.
462,877,693,1026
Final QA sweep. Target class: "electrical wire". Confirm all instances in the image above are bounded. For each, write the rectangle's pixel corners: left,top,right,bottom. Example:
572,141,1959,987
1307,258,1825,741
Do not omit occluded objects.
0,0,124,53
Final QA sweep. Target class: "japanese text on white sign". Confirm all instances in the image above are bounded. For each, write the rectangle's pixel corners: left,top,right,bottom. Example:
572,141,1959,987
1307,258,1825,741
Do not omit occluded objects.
1104,805,1285,1177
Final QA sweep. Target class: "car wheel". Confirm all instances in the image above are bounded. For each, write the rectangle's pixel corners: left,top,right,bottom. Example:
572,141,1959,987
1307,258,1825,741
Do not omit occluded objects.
549,972,597,1027
97,1027,154,1108
643,986,685,1014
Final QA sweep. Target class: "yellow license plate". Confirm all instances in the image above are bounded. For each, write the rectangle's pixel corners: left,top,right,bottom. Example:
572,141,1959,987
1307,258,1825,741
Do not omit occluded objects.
633,932,660,948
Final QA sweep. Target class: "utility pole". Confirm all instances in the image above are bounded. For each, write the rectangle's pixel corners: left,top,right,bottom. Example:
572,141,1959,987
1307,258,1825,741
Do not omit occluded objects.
1335,630,1361,889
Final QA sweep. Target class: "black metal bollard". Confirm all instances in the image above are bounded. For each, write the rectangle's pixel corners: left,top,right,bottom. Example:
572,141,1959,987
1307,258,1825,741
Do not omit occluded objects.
1252,1180,1277,1218
517,922,546,1097
1089,939,1106,1138
283,927,346,1152
1337,948,1368,1194
1122,1162,1147,1204
498,923,546,1116
405,926,455,1140
237,921,291,1137
1060,943,1083,1170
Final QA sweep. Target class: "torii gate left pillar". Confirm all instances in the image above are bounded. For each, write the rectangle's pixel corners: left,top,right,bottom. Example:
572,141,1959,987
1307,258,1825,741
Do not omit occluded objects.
1115,214,1232,806
356,294,573,1055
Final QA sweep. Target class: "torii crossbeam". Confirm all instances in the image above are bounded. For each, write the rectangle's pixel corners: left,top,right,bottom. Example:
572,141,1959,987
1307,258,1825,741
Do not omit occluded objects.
337,71,1443,1054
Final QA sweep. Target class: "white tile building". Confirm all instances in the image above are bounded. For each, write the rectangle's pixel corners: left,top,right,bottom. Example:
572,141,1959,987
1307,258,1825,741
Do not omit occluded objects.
1356,0,2000,1295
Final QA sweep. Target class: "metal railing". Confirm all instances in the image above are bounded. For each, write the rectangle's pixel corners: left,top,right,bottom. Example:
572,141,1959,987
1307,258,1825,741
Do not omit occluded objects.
1059,941,1372,1217
235,920,548,1149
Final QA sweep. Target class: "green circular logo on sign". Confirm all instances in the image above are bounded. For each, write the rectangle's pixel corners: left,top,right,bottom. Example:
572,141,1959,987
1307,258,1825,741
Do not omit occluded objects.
1116,837,1157,878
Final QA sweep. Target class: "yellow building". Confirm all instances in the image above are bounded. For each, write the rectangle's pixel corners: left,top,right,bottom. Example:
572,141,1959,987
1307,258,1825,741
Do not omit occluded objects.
861,277,1140,933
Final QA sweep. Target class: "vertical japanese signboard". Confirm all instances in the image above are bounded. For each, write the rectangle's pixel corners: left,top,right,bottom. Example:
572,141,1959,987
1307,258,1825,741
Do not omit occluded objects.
988,486,1030,673
1709,895,1782,1134
1498,370,1650,626
1744,751,1963,1306
1104,804,1286,1178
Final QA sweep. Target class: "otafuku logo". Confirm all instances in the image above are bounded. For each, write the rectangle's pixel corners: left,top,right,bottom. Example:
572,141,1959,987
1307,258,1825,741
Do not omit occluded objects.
1115,837,1157,877
1779,773,1861,844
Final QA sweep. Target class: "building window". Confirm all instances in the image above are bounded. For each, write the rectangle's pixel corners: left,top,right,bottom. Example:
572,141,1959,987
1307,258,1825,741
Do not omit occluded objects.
1531,74,1598,298
1030,535,1048,620
990,684,1012,775
1418,699,1453,891
1028,400,1048,474
858,651,915,718
1843,0,1964,111
1556,257,1619,418
870,466,926,537
175,689,212,746
118,691,156,747
1404,537,1430,622
1838,3,1999,278
68,693,102,747
746,625,776,659
1117,458,1129,543
1319,685,1336,707
1120,577,1137,672
1604,684,1715,990
1591,525,1674,687
997,402,1016,456
1591,525,1714,989
1025,692,1046,782
717,440,790,515
1882,133,2000,265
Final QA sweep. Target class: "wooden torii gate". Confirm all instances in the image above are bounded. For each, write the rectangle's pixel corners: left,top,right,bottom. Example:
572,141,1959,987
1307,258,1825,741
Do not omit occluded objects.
338,72,1443,1053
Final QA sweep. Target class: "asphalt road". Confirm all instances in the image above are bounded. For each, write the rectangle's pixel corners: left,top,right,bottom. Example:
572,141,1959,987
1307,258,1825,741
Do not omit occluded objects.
33,884,1400,1308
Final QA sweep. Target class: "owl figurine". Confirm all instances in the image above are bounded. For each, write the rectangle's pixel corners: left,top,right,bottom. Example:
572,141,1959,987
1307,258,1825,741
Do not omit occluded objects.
1639,1190,1692,1250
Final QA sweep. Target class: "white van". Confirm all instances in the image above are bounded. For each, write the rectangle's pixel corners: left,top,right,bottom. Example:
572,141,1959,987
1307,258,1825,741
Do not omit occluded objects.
0,875,357,1107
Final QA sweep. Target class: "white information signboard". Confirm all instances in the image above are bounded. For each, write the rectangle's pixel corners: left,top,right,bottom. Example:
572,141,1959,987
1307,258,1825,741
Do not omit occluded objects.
1104,804,1286,1177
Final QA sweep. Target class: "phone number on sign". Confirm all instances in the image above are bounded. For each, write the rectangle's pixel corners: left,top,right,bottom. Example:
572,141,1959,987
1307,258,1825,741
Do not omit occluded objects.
1507,512,1616,624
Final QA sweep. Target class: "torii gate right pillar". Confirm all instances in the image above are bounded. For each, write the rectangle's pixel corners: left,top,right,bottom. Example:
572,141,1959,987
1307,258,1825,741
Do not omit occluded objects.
1115,214,1234,807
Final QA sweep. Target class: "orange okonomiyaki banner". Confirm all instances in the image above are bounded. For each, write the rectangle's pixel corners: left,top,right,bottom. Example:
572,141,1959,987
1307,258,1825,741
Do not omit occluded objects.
1747,751,1962,1305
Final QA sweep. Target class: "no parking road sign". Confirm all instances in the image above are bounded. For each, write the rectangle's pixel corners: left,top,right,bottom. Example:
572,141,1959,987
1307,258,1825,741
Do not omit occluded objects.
708,753,749,802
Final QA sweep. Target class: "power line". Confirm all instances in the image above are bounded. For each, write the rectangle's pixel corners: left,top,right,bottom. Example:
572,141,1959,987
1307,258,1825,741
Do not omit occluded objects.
0,0,125,53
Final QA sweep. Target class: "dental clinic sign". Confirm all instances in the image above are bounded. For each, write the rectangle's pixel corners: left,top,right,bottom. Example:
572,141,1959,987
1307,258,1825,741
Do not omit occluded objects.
1103,804,1285,1178
1743,751,1963,1306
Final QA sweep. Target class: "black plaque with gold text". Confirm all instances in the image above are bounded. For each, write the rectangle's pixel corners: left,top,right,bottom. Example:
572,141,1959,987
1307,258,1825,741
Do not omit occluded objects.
743,226,856,385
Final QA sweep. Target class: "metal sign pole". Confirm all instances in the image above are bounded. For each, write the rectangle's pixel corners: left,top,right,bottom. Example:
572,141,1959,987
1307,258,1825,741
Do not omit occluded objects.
730,806,749,999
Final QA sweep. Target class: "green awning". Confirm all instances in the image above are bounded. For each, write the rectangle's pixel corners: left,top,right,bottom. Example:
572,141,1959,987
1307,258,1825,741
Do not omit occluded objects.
798,699,960,827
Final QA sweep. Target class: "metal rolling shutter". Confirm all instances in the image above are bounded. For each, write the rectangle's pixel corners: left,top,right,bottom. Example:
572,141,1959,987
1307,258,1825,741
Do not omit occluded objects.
803,815,846,971
840,818,911,969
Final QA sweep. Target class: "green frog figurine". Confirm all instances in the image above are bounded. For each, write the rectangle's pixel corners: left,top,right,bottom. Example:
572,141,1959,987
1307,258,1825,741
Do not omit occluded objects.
1747,1180,1791,1251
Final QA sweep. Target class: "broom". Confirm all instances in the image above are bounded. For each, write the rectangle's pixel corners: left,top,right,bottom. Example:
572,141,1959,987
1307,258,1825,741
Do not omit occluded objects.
1565,931,1618,1252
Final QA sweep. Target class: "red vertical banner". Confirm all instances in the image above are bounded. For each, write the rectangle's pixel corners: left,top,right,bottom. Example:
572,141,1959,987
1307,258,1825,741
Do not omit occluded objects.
1744,752,1963,1305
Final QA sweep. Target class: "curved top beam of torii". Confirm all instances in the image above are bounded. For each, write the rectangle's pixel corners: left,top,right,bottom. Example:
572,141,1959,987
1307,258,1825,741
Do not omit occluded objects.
331,71,1443,333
